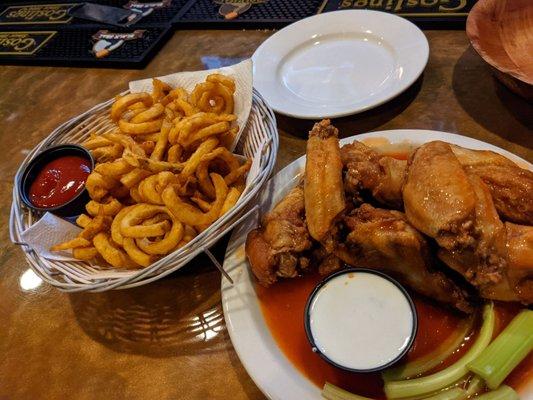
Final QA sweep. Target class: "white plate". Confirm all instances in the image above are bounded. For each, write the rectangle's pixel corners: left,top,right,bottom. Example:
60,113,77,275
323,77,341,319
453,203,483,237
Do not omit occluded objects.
221,130,533,400
252,10,429,119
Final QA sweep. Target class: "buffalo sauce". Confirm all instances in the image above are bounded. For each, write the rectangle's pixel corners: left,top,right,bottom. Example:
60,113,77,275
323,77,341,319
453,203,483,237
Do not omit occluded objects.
256,273,530,397
29,155,91,208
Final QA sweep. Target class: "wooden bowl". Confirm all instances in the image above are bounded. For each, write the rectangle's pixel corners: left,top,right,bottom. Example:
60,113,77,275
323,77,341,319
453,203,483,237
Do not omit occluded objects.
466,0,533,101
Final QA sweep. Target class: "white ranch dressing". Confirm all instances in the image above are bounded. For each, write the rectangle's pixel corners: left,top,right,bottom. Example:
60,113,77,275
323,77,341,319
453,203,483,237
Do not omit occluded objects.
308,271,415,371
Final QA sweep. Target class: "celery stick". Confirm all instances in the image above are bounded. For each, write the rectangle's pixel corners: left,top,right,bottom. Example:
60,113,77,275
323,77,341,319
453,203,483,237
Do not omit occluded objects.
423,388,467,400
396,377,478,400
322,382,374,400
472,385,519,400
383,319,473,381
465,376,485,397
400,376,482,400
468,310,533,390
392,381,462,400
384,303,495,399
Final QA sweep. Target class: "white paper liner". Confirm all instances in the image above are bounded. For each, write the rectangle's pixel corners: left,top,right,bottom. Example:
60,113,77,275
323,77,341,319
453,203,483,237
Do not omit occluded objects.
244,139,267,194
129,58,253,151
21,212,82,262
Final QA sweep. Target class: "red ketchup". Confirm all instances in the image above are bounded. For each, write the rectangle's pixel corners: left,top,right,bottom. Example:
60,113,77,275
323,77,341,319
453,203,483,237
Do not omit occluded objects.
29,155,91,208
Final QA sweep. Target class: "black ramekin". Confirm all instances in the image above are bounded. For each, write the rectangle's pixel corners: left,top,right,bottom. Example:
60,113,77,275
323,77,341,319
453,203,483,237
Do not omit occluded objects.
304,268,418,373
18,144,94,217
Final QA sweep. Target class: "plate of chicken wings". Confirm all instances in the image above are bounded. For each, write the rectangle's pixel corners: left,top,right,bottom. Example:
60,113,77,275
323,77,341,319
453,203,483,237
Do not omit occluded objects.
221,120,533,400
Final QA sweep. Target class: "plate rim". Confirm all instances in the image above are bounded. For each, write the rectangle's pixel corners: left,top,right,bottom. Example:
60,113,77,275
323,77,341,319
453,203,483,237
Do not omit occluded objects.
221,129,533,400
252,10,430,119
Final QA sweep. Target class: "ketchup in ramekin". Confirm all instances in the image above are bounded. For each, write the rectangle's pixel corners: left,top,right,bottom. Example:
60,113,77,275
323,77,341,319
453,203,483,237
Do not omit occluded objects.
29,156,91,208
19,144,94,217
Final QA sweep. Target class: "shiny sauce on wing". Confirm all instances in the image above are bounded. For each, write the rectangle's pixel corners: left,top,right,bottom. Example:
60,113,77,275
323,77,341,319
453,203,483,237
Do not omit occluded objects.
383,152,409,161
256,275,530,398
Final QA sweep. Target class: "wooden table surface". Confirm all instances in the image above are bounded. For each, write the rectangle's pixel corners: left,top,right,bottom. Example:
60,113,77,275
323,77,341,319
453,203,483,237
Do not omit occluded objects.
0,29,531,400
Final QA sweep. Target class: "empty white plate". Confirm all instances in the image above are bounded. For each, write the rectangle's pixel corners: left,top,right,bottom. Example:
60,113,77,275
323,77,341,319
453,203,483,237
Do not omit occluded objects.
252,10,429,119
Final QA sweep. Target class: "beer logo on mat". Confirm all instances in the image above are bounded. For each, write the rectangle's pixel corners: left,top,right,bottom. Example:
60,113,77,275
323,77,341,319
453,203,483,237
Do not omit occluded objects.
124,0,172,18
0,4,77,25
91,30,145,59
339,0,470,15
0,31,56,55
213,0,267,4
125,0,172,9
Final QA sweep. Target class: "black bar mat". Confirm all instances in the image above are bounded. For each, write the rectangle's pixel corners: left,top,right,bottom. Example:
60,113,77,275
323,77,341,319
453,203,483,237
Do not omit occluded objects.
0,0,189,28
0,25,172,68
322,0,477,29
173,0,328,29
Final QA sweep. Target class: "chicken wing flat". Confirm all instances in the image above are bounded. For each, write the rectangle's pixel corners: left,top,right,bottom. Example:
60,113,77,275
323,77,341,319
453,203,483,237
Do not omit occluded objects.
467,164,533,225
245,186,313,286
449,144,533,225
449,144,517,168
465,173,508,282
337,204,473,313
304,120,345,242
506,222,533,304
438,173,511,300
403,141,477,251
341,141,406,209
439,221,533,304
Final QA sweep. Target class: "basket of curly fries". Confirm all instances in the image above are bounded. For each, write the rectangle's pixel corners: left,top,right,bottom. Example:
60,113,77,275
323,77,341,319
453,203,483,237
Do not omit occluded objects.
10,60,278,292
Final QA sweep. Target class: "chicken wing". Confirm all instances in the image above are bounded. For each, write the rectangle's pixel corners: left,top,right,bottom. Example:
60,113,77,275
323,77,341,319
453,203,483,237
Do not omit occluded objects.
439,221,533,304
467,164,533,225
245,186,313,286
403,141,477,251
341,141,406,209
438,173,511,300
449,144,517,168
449,144,533,225
506,222,533,304
305,119,345,242
337,204,473,313
311,246,344,276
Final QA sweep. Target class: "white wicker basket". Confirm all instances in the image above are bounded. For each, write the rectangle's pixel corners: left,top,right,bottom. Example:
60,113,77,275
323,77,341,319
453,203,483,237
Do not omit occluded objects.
10,89,278,292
